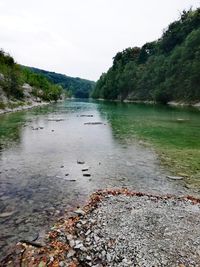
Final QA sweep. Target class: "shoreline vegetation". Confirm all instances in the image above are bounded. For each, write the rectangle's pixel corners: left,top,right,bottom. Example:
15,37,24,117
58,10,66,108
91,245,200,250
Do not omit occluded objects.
2,189,200,266
91,7,200,189
0,49,95,116
96,98,200,109
0,49,64,116
92,8,200,105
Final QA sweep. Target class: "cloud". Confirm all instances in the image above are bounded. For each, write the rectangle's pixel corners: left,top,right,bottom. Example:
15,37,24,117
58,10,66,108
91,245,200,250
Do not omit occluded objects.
0,0,199,80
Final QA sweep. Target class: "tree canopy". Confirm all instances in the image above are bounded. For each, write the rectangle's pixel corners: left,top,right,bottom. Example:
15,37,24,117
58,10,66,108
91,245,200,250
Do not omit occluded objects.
26,67,95,98
92,8,200,104
0,50,63,101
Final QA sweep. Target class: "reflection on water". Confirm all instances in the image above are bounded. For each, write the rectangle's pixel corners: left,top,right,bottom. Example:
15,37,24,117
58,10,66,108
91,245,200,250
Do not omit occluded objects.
0,99,199,259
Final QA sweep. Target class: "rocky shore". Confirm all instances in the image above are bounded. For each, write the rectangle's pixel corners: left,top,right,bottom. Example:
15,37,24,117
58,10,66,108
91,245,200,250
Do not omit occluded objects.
0,100,50,115
2,189,200,267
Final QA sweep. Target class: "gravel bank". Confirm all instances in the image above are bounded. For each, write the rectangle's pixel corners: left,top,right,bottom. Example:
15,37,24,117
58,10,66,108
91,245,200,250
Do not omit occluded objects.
2,189,200,266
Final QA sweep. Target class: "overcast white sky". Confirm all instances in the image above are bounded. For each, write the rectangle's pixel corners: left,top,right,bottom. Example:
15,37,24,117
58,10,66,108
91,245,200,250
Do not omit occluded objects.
0,0,199,80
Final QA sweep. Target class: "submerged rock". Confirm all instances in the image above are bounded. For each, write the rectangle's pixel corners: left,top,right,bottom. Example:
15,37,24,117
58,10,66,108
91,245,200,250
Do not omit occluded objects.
166,175,184,180
77,160,85,164
83,173,91,177
80,115,94,117
0,211,15,218
84,122,104,125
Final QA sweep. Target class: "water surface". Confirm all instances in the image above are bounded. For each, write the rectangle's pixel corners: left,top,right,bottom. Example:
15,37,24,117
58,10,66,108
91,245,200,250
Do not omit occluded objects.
0,99,199,259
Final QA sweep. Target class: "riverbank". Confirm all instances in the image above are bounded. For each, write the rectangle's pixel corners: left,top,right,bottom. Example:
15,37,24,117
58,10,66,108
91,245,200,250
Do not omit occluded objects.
97,98,200,109
0,100,50,115
2,189,200,266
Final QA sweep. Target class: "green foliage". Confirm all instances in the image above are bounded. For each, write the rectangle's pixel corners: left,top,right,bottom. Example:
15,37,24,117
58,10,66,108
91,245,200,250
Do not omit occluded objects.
25,67,95,98
21,68,63,101
0,49,63,101
92,8,200,104
0,50,23,99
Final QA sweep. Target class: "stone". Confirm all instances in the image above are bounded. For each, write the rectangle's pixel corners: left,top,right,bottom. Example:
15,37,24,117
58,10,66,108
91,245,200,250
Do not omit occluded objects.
80,115,94,117
86,255,92,261
83,172,91,177
66,234,73,241
69,240,75,247
0,211,15,218
94,235,100,243
67,249,76,258
74,209,85,216
82,167,89,171
84,122,103,125
77,160,85,164
85,230,91,236
166,176,184,180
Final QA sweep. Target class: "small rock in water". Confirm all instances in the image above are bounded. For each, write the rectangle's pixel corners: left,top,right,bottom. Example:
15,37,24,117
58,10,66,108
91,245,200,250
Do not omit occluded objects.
82,167,89,171
83,172,91,177
166,175,184,180
84,122,103,125
60,165,64,168
80,114,94,117
65,173,69,176
0,211,15,218
77,160,85,164
51,130,54,132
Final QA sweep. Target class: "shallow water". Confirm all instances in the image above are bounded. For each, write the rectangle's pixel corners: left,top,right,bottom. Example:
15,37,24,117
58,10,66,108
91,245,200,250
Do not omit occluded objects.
0,99,199,259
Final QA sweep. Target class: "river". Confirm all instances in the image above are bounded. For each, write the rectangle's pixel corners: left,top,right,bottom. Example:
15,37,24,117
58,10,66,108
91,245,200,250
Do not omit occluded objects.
0,99,199,259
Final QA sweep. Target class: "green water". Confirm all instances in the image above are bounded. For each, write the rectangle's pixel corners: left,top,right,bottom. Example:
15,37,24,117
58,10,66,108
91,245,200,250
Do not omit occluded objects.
0,99,200,258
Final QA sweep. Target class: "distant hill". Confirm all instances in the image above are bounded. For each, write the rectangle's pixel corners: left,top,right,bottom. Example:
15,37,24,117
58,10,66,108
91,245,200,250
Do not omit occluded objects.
24,66,95,98
92,8,200,104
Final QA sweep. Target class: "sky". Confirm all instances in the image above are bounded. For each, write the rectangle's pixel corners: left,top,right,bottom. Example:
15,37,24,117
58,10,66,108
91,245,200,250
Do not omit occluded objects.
0,0,199,81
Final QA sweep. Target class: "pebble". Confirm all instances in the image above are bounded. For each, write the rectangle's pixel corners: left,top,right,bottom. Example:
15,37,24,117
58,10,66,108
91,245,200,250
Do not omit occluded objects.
69,240,75,247
67,249,76,258
74,209,86,216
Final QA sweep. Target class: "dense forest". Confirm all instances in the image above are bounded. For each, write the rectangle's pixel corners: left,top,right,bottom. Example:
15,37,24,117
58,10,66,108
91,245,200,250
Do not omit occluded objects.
92,8,200,104
0,50,63,102
25,66,95,98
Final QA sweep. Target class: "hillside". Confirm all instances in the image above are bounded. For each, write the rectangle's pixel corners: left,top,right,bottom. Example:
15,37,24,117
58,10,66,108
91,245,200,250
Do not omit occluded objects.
25,66,95,98
92,8,200,104
0,50,63,111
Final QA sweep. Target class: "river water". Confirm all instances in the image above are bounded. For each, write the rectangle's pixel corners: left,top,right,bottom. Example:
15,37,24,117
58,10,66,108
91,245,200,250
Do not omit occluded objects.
0,99,199,259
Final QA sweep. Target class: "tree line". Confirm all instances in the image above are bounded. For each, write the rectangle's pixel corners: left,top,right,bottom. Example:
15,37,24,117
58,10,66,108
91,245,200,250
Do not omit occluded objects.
92,8,200,104
27,67,95,98
0,50,63,101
